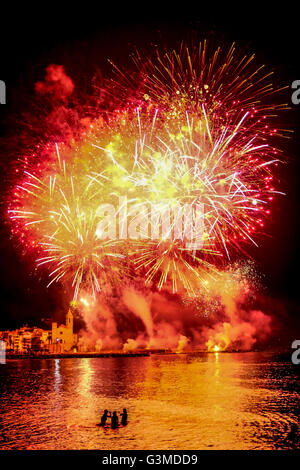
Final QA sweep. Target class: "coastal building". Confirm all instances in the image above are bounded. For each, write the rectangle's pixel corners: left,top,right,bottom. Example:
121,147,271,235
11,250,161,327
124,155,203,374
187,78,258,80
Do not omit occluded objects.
0,327,51,353
51,308,77,352
0,308,78,354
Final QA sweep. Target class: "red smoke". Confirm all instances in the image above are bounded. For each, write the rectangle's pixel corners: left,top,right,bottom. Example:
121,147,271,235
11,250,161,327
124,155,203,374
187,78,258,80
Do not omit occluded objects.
77,267,273,352
35,64,74,102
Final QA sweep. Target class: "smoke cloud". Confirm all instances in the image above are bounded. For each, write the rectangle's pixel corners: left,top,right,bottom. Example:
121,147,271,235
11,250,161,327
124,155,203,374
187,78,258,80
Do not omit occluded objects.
35,64,74,102
77,267,275,352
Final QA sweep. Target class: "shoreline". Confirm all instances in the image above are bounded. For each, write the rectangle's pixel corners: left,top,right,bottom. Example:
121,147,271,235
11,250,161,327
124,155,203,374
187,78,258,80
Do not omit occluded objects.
3,349,286,359
4,351,151,359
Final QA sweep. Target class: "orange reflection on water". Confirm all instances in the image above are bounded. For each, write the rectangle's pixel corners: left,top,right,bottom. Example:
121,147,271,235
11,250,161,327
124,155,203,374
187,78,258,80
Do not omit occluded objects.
0,353,299,449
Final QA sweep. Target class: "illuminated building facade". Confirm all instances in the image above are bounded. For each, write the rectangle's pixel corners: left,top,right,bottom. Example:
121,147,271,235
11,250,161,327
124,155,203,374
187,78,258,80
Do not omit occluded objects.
0,309,77,353
51,308,77,352
0,327,51,353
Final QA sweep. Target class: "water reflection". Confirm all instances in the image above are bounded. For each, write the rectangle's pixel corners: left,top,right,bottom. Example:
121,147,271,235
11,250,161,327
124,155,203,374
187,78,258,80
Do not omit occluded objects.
54,359,61,392
0,352,299,449
79,359,93,395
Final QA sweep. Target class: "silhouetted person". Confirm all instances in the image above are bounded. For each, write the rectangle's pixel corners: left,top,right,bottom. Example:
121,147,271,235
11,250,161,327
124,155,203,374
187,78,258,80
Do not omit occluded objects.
120,408,128,425
100,409,109,427
111,411,119,429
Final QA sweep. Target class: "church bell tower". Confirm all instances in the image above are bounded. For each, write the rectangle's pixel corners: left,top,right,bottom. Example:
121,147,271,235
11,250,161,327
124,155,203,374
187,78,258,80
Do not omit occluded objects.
66,308,73,332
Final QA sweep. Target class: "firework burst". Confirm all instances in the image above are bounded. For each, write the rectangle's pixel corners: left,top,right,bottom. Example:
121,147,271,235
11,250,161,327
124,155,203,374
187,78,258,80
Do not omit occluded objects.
8,41,287,299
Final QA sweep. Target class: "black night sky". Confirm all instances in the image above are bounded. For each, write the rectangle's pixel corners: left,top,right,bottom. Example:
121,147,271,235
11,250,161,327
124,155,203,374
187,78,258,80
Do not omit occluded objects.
0,3,299,335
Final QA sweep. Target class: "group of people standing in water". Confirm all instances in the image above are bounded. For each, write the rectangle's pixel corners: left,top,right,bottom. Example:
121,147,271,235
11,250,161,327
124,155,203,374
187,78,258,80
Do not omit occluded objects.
99,408,128,428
